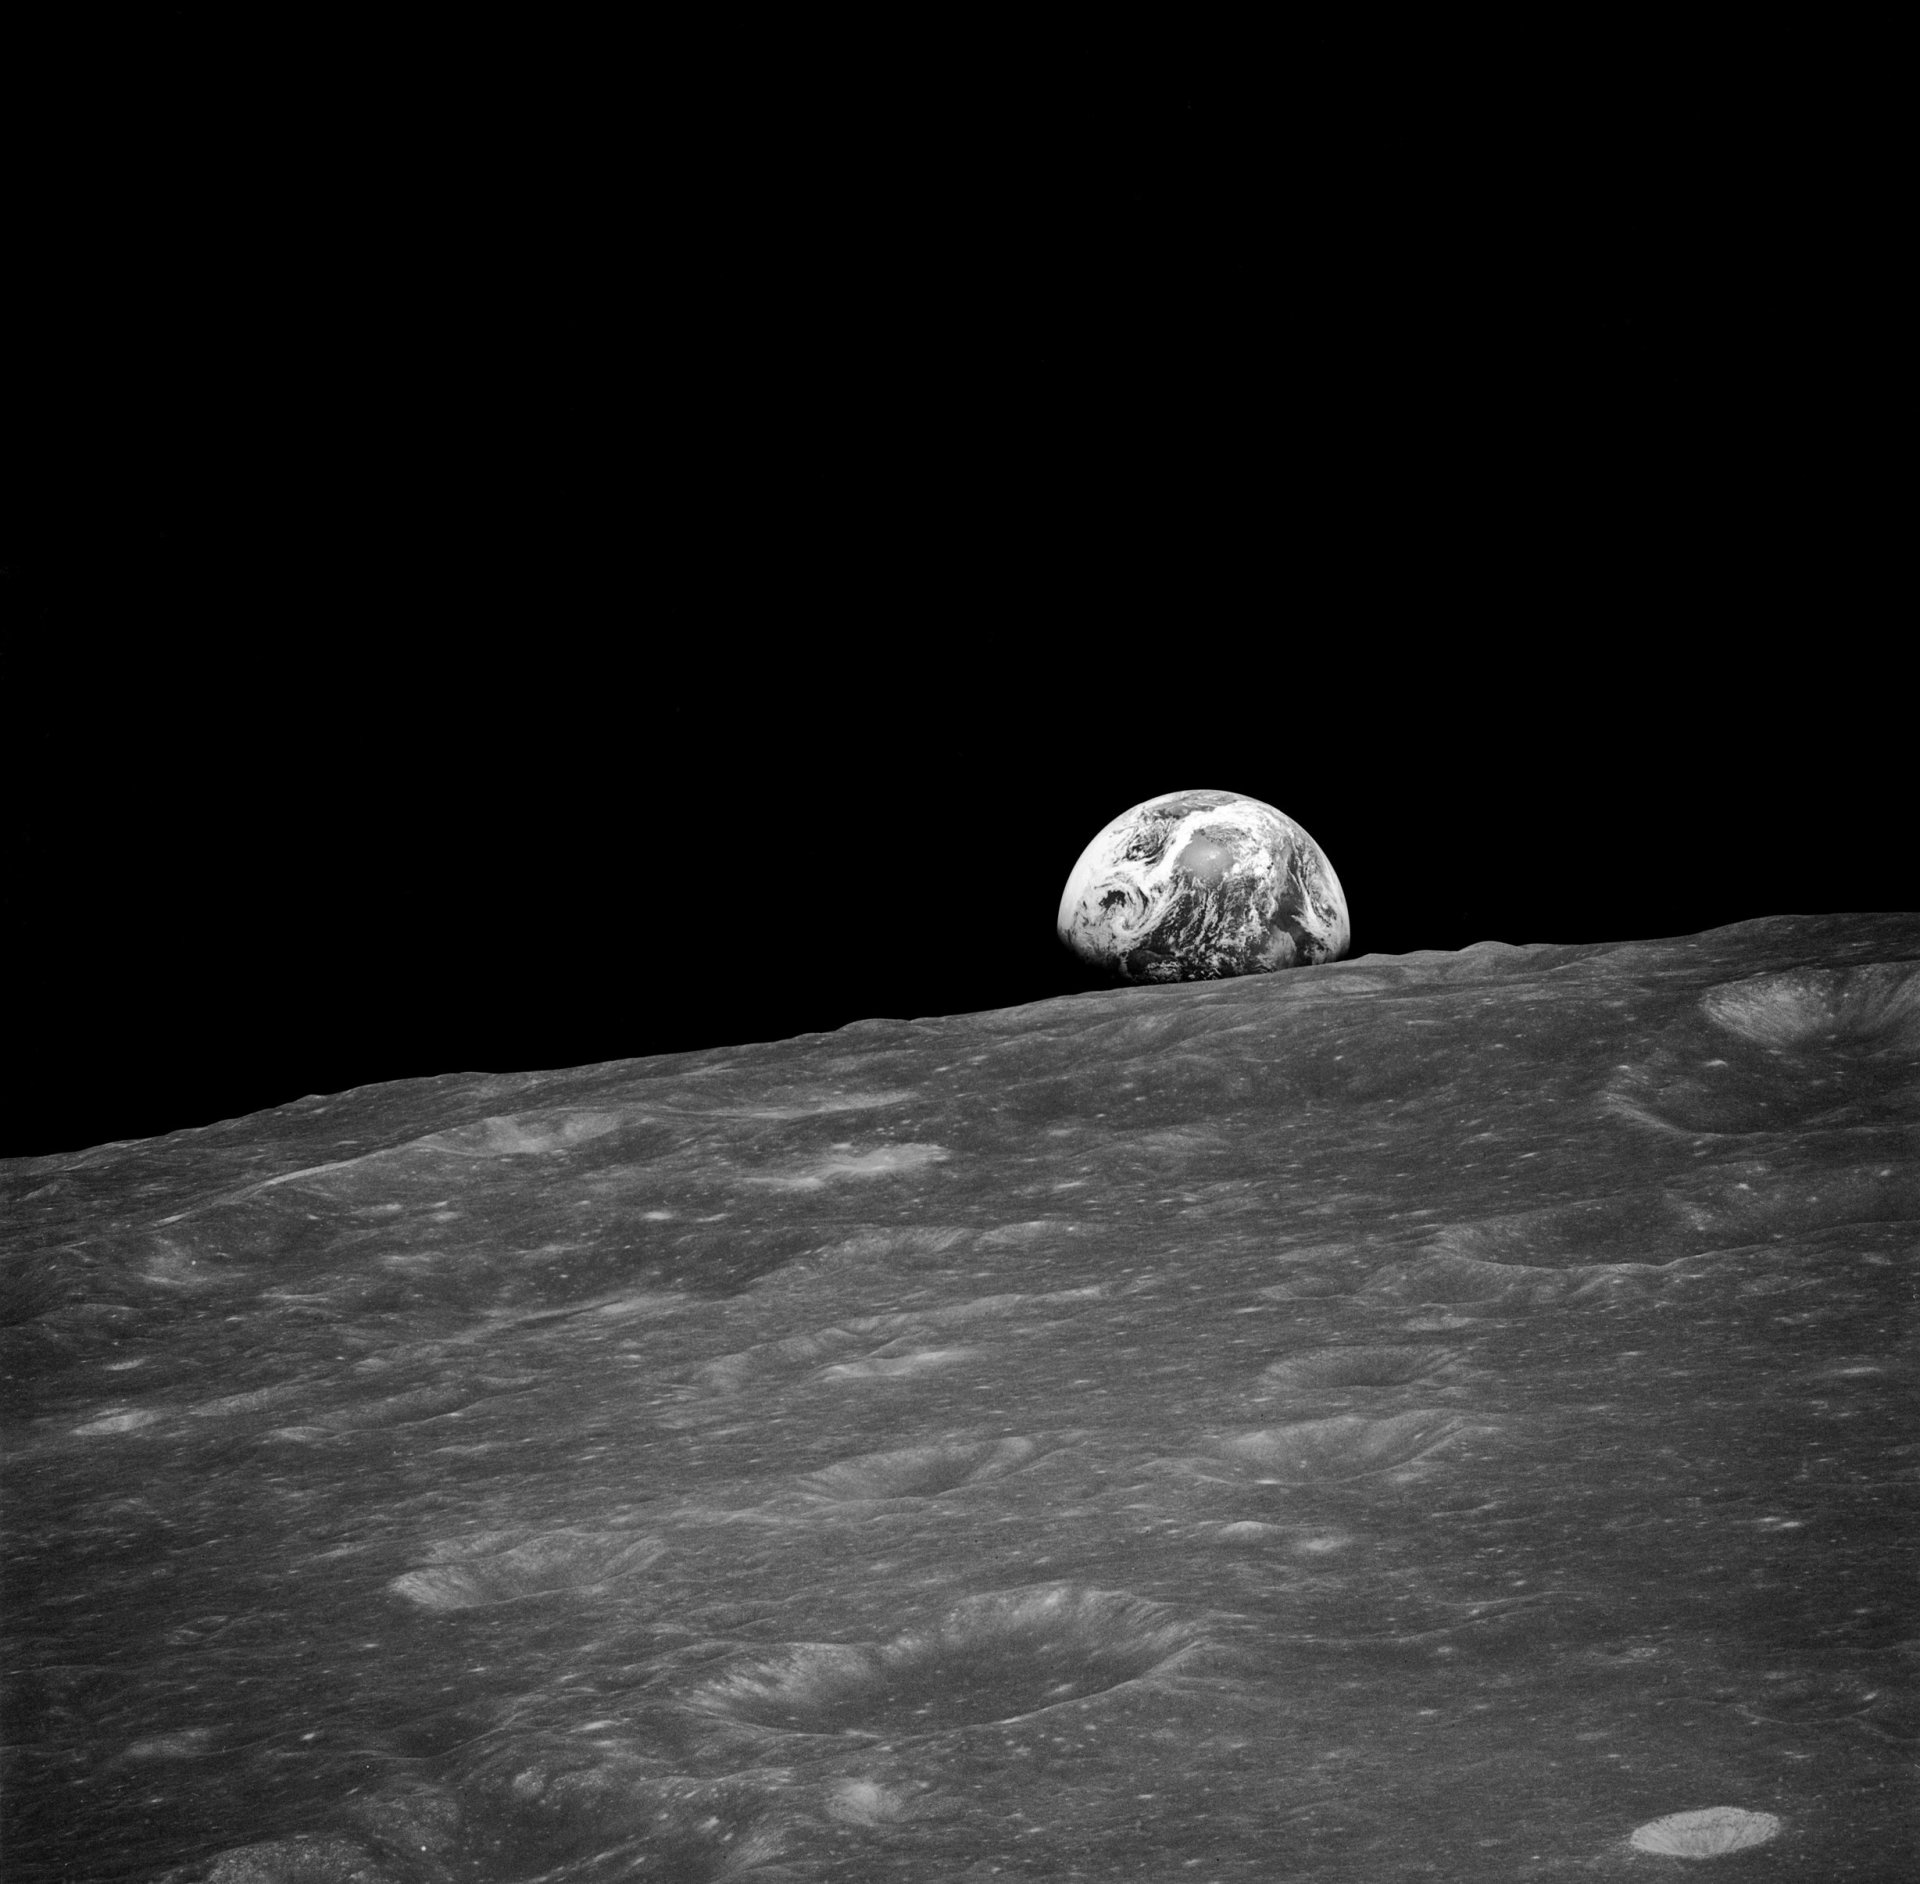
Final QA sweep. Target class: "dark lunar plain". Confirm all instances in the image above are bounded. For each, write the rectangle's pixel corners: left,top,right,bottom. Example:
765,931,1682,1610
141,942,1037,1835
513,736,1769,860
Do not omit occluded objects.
7,33,1914,1883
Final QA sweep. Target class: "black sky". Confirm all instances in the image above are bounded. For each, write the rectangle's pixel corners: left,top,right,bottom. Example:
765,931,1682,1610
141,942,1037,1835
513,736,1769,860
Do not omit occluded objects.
9,46,1907,1156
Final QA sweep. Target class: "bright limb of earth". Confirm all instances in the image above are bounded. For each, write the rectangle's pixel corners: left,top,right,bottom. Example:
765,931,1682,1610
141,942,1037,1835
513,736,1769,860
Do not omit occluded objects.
1057,789,1351,982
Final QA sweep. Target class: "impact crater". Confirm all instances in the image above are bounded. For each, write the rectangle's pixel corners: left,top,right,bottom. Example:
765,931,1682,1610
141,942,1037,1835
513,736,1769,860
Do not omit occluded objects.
686,1585,1204,1738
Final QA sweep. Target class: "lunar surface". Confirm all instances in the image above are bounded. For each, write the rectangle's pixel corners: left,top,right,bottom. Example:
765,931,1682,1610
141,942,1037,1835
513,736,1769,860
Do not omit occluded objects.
1057,789,1350,982
4,912,1916,1881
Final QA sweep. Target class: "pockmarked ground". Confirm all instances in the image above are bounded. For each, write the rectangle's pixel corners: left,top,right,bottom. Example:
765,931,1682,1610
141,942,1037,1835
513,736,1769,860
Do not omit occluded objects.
4,913,1916,1880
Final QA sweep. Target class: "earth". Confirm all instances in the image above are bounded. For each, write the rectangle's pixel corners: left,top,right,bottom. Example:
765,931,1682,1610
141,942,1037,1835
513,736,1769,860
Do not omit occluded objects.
1057,789,1350,982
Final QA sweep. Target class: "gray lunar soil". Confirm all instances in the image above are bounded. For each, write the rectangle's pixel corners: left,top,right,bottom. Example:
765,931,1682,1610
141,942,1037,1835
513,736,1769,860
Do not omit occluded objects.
3,912,1917,1880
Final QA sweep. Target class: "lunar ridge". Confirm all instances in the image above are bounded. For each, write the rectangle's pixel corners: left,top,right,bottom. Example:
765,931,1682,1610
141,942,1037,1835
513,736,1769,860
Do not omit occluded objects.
3,911,1916,1880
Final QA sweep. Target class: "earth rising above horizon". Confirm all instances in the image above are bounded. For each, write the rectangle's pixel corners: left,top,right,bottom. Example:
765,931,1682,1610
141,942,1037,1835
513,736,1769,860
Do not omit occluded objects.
1057,789,1351,982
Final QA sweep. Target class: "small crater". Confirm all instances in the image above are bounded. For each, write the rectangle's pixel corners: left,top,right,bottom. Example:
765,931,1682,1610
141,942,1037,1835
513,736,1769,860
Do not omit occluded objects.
72,1408,164,1436
1733,1670,1883,1725
1361,1252,1547,1304
1861,1691,1920,1742
796,1438,1037,1501
1260,1345,1458,1393
1211,1521,1292,1544
1627,1805,1782,1857
824,1778,928,1825
318,1384,479,1431
423,1110,628,1157
694,1327,871,1395
743,1142,950,1189
122,1727,217,1761
388,1531,665,1610
815,1344,981,1381
1609,962,1920,1137
1217,1411,1479,1481
686,1585,1203,1738
1703,962,1920,1051
1257,1276,1351,1300
1415,1193,1680,1271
